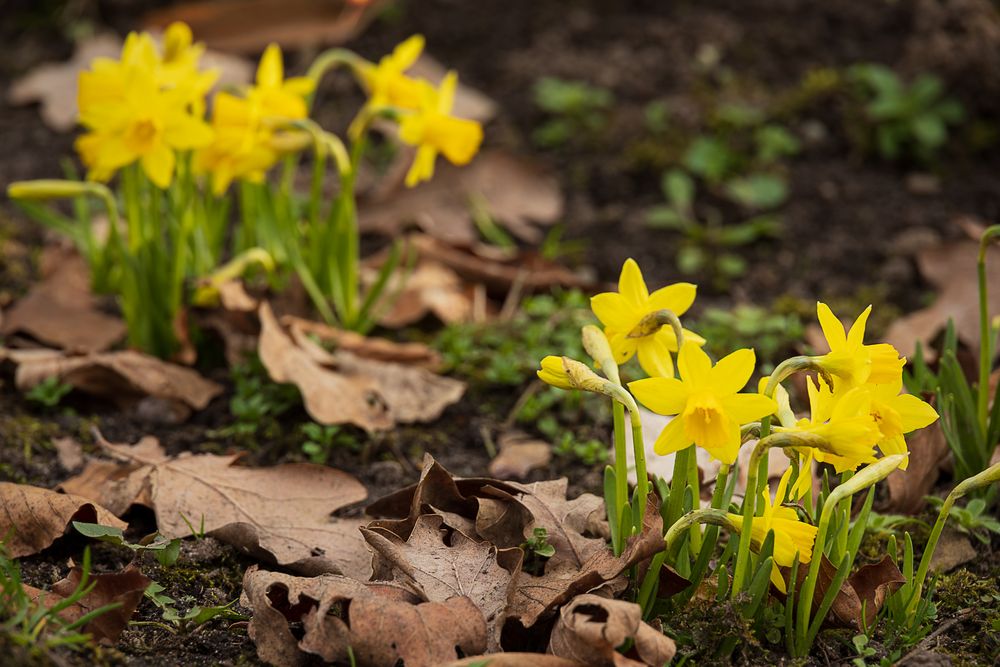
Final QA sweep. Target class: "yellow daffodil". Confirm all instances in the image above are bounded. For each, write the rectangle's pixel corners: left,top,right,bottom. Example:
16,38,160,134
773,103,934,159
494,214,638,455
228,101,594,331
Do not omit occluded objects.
248,44,315,123
726,467,817,593
194,92,277,195
357,35,428,111
591,259,704,378
867,378,938,470
629,342,776,464
775,377,882,498
813,302,905,388
537,355,608,394
158,22,218,114
399,71,483,187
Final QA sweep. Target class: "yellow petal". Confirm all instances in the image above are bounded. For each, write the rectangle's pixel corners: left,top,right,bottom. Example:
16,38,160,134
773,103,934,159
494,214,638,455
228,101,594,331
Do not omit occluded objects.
257,44,283,89
652,417,693,456
437,70,458,114
816,302,846,350
636,336,675,378
141,142,175,189
891,393,939,432
591,293,640,330
537,356,573,391
392,35,425,70
434,117,483,165
606,329,638,365
708,347,756,395
629,377,688,416
647,282,697,316
867,343,906,384
846,305,872,348
164,113,214,150
405,144,437,187
677,341,712,387
718,392,776,425
618,259,649,306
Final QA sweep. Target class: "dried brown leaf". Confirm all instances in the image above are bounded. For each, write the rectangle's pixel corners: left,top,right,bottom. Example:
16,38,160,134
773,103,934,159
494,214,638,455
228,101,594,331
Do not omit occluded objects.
144,0,385,53
929,529,977,573
53,437,84,472
548,594,676,667
259,303,464,431
488,431,553,480
1,347,222,412
59,434,372,578
22,563,150,644
886,420,949,514
786,554,905,630
362,514,521,651
283,315,442,368
373,260,473,328
360,151,564,246
884,239,1000,358
0,482,126,558
242,566,486,667
0,251,125,353
445,657,584,667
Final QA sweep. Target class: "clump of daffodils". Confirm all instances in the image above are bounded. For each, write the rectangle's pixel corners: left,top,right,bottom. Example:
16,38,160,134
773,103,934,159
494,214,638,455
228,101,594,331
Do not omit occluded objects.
9,24,484,356
536,257,945,656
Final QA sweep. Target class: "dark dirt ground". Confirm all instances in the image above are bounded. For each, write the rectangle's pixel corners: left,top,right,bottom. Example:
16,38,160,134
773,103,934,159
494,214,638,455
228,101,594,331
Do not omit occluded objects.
2,0,1000,665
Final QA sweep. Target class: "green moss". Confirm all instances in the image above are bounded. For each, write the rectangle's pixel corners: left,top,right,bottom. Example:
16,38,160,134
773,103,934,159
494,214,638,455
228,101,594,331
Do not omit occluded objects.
932,567,1000,665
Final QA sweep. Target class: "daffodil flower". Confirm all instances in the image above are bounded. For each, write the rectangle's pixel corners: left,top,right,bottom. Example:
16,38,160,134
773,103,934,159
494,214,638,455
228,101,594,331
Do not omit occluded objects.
591,259,704,378
774,377,882,498
813,302,905,388
629,342,776,464
398,71,483,187
194,92,277,195
249,44,315,122
726,467,817,593
158,22,218,114
357,35,428,111
867,378,939,470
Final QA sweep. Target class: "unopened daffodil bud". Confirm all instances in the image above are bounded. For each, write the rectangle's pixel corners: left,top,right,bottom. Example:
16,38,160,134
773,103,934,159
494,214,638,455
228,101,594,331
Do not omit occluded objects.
8,180,103,201
581,325,620,385
537,356,609,395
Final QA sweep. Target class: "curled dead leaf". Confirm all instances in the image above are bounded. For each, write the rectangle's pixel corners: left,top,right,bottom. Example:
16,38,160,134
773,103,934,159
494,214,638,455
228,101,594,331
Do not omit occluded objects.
59,433,372,578
548,594,676,667
0,347,222,413
242,566,487,667
259,303,464,431
283,315,442,369
885,420,949,514
22,563,150,644
785,554,905,630
0,482,126,558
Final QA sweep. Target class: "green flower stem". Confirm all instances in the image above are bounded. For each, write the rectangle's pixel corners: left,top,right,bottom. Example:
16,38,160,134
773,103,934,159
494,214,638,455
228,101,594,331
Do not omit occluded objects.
977,225,1000,433
732,431,828,594
305,48,363,109
664,508,731,554
612,400,629,548
607,384,649,531
796,455,906,652
665,446,691,536
908,461,1000,617
687,446,703,552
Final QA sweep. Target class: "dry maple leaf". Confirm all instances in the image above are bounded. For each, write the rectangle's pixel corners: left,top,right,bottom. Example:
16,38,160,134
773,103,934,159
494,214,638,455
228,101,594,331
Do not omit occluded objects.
884,238,1000,358
242,566,487,667
548,594,677,667
258,303,464,431
0,250,125,353
360,151,564,246
0,347,223,413
23,563,150,644
362,514,522,651
0,482,125,558
59,434,372,579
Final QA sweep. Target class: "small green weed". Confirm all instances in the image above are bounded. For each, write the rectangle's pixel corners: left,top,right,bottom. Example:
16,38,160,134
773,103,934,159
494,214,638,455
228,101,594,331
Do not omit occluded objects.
532,77,614,148
142,581,245,634
691,305,804,375
25,377,73,408
848,64,964,162
300,423,360,463
213,357,300,442
925,497,1000,545
72,522,181,567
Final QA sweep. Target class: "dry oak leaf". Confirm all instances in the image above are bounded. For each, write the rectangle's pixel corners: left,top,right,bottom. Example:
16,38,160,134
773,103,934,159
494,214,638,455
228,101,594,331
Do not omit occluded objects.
0,482,126,558
444,657,584,667
488,431,553,480
241,566,486,667
60,434,372,579
884,238,1000,359
885,420,949,514
509,494,664,629
53,436,84,472
259,302,464,431
548,594,677,667
360,151,564,246
785,554,905,630
22,563,150,644
0,347,222,412
9,32,251,131
0,250,125,353
362,514,522,652
371,260,473,328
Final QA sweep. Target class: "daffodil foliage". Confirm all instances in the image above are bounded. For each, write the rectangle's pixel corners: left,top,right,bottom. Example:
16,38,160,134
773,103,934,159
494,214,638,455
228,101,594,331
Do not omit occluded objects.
535,257,953,657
